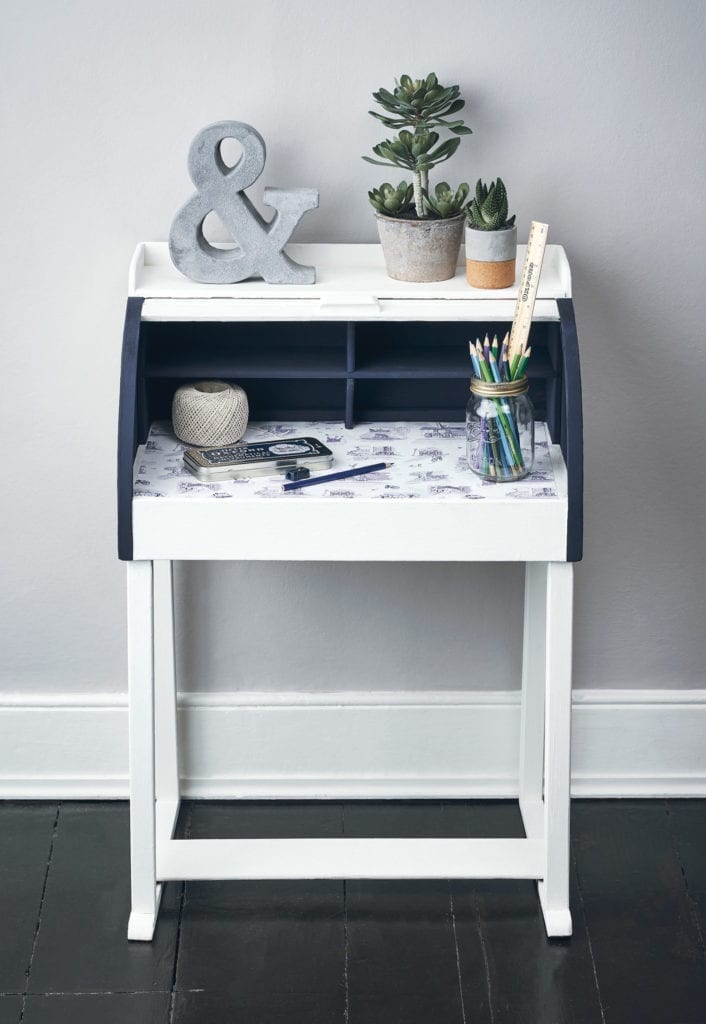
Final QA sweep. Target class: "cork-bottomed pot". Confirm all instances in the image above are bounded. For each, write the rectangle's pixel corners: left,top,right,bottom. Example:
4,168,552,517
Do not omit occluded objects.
465,223,517,289
375,212,465,283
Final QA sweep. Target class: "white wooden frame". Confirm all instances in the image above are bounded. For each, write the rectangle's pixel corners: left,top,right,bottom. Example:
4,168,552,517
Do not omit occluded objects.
125,240,577,942
126,557,574,941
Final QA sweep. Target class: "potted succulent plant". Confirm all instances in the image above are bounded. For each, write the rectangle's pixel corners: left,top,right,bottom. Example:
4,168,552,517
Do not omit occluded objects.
465,178,517,289
363,73,472,282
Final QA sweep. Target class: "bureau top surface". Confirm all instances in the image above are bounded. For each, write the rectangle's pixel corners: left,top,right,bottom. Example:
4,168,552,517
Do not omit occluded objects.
134,420,566,505
129,242,572,314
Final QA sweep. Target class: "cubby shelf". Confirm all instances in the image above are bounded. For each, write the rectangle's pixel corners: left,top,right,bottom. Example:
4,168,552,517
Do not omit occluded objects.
352,349,555,379
145,363,347,379
141,319,560,423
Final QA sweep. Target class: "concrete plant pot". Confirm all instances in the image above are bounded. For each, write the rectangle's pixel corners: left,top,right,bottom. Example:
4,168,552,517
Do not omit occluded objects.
375,212,465,283
465,223,517,289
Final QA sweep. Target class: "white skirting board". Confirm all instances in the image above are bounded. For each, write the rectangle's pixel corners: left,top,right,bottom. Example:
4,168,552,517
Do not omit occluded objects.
0,689,704,799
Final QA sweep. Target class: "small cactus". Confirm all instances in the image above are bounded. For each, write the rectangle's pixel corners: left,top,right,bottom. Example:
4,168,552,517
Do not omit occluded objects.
466,178,516,231
423,181,469,219
368,181,415,216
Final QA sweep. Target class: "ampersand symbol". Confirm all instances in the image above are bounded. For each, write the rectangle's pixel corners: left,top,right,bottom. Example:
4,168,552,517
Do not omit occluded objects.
169,121,319,284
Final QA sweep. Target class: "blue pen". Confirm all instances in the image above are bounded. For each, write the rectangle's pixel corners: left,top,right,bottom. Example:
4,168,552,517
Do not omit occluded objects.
282,462,391,492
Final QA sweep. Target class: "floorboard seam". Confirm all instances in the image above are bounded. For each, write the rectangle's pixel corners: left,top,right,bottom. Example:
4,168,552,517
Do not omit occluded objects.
571,839,607,1024
20,990,172,997
473,890,495,1024
343,879,350,1024
448,883,468,1024
342,803,349,1024
168,806,192,1023
19,803,60,1021
664,799,706,960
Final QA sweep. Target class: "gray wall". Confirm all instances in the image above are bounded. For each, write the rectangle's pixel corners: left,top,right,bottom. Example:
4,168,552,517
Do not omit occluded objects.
1,0,704,696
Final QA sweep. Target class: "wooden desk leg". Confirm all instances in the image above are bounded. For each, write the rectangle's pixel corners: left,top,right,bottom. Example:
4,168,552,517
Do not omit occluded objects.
538,560,574,937
127,560,161,941
154,561,181,842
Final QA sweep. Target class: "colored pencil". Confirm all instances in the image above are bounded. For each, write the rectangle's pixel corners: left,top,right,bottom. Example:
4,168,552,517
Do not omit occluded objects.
469,341,480,378
514,347,532,380
489,352,502,383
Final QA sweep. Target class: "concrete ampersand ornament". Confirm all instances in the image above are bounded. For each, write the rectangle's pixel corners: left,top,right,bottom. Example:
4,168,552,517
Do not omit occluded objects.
169,120,319,284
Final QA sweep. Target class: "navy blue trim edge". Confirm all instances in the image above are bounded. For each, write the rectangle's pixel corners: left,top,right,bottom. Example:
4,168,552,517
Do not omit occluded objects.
557,298,583,562
117,297,144,560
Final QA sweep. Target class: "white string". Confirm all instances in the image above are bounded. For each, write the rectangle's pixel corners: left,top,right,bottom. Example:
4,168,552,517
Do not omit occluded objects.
172,381,249,446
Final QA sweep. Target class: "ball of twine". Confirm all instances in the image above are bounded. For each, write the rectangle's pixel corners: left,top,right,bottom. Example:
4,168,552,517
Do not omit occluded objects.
172,380,249,447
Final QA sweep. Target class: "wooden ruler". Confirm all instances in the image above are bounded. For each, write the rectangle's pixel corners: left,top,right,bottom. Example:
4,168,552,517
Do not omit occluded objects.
508,221,549,361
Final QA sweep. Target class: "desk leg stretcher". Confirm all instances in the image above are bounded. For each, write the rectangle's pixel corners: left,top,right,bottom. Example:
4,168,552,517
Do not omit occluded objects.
127,559,574,941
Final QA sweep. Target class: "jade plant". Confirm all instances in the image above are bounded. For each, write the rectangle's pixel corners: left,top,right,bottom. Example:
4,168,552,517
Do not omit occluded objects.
467,178,516,231
363,73,471,219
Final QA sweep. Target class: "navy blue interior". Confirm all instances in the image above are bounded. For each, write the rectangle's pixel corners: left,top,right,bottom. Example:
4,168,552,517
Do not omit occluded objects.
118,302,582,560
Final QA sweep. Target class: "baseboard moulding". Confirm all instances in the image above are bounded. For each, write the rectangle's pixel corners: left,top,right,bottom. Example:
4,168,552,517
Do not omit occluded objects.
0,688,704,799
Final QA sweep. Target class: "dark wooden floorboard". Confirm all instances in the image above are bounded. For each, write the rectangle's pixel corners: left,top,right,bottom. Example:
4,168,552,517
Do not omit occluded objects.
573,800,706,1024
27,803,178,994
0,996,21,1024
665,800,706,960
184,799,343,840
172,989,343,1024
0,802,58,992
343,801,472,1024
175,802,346,1017
667,799,706,892
451,802,604,1024
0,798,704,1021
21,992,171,1023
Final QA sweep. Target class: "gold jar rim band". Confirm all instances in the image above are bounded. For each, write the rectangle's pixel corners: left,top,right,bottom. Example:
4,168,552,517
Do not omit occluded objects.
470,375,529,397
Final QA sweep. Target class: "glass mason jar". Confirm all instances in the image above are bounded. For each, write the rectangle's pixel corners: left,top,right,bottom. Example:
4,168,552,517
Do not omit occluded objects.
466,375,535,481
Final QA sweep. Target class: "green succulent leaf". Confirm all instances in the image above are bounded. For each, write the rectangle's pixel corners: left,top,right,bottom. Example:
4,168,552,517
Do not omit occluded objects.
362,155,404,168
444,99,464,115
425,136,460,163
